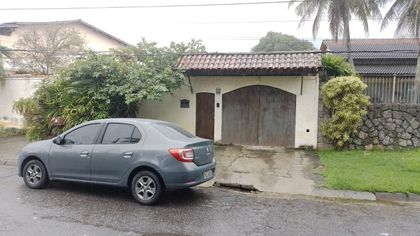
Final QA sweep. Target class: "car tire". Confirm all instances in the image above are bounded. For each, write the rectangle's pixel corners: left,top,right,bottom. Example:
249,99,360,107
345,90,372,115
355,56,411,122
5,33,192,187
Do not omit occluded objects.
23,160,49,189
131,170,162,205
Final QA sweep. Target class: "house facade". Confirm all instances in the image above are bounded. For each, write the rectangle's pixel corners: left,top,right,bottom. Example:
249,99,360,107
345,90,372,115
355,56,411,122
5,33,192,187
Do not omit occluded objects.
139,52,322,148
0,19,129,128
321,39,419,104
0,19,129,52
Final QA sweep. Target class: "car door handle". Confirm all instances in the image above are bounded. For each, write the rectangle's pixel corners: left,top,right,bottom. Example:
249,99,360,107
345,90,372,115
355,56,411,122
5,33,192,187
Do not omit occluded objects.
80,151,89,158
122,152,133,158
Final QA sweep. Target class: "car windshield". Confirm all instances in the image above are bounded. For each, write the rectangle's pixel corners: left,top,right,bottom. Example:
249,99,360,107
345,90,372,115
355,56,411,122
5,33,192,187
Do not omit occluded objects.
152,122,194,139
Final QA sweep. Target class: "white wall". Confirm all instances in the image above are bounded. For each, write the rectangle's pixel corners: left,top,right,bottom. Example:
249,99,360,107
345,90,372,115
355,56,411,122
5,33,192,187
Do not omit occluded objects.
140,75,320,148
0,77,43,127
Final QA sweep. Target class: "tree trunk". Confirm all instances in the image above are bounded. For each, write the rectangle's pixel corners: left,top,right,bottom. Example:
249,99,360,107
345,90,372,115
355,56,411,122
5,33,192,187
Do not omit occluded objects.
343,11,354,69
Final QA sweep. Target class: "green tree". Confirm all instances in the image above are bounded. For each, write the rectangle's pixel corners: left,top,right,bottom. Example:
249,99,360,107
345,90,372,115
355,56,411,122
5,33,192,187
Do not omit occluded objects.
251,31,315,52
321,76,370,149
289,0,386,67
14,39,206,140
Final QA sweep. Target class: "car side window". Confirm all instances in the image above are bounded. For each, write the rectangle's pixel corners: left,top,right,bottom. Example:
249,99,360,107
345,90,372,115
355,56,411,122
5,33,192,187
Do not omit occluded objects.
131,127,141,143
63,124,102,145
102,123,141,144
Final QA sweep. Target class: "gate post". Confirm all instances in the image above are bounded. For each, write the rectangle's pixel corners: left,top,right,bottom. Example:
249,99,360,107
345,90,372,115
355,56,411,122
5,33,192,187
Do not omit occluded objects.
392,74,396,104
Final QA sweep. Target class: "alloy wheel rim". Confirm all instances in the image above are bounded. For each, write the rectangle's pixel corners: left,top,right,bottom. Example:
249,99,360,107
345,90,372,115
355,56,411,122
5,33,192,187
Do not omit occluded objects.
26,164,42,185
135,176,156,201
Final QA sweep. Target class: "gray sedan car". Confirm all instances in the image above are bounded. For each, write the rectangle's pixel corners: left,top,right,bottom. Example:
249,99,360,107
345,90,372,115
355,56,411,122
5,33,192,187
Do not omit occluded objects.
18,118,216,205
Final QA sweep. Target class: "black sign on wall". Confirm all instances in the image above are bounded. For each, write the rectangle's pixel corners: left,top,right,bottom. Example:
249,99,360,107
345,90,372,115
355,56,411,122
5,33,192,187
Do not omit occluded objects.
180,99,190,108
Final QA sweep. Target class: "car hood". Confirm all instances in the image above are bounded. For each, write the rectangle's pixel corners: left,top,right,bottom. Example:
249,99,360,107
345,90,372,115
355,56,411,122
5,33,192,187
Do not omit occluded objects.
21,139,53,156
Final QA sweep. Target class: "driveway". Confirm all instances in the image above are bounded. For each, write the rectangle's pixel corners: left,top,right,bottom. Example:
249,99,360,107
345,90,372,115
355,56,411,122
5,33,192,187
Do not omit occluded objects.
203,145,321,196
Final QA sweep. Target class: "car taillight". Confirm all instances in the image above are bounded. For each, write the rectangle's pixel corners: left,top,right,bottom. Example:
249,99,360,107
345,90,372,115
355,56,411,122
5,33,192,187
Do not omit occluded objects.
169,148,194,162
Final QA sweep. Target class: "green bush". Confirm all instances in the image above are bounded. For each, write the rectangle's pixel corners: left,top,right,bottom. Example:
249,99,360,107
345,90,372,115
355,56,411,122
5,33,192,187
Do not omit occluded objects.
321,76,370,149
321,54,357,81
14,39,206,141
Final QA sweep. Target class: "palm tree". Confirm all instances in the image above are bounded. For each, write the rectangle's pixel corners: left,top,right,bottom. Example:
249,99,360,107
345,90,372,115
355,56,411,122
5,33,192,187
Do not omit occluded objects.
382,0,420,103
289,0,387,67
382,0,420,38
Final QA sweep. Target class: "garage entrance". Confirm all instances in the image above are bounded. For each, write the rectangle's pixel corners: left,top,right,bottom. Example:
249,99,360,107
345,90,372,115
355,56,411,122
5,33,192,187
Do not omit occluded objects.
222,85,296,147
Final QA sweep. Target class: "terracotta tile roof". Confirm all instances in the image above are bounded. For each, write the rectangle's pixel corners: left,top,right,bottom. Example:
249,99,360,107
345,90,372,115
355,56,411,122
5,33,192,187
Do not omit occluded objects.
176,52,322,76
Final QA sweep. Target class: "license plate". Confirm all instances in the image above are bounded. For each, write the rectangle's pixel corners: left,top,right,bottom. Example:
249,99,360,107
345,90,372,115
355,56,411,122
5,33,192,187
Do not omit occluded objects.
203,170,213,180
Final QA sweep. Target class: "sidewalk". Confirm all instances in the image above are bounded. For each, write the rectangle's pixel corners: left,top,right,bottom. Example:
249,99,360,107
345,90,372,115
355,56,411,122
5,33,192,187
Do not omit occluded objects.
0,135,28,166
201,145,376,201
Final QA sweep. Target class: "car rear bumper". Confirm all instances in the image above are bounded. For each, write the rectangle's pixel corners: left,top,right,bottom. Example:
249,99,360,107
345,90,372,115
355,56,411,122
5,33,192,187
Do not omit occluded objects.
163,159,216,190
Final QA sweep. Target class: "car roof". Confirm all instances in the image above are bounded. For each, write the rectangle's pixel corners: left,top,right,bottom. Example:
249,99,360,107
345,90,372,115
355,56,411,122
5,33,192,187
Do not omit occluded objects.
85,118,170,125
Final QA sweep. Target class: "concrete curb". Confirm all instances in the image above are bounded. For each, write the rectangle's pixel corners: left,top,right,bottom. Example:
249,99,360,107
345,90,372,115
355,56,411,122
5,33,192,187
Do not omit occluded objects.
374,192,420,202
312,188,377,201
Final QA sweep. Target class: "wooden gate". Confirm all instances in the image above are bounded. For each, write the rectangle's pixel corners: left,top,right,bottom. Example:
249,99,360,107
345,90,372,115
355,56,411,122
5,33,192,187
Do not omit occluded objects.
196,93,215,139
222,85,296,147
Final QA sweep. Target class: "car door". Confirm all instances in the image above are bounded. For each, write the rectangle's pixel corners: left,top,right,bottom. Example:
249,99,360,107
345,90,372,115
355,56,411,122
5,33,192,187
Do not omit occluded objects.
49,123,103,180
90,123,142,183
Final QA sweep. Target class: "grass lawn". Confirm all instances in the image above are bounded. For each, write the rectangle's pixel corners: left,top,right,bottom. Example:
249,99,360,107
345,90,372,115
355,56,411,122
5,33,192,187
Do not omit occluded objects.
319,149,420,194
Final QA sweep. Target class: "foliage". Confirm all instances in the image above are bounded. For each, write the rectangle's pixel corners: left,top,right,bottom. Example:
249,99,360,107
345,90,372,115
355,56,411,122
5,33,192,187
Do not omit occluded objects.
13,96,49,140
14,39,206,140
321,54,357,80
11,25,86,75
0,127,26,138
289,0,387,66
320,149,420,194
251,31,315,52
321,76,370,149
382,0,420,38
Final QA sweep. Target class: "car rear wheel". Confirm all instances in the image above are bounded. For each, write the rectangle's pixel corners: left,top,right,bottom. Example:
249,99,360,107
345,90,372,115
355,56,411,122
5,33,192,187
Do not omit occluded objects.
23,160,49,189
131,170,162,205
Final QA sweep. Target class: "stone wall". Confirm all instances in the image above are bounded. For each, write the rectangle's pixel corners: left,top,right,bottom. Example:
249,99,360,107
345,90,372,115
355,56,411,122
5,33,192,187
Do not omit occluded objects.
318,102,420,149
350,104,420,149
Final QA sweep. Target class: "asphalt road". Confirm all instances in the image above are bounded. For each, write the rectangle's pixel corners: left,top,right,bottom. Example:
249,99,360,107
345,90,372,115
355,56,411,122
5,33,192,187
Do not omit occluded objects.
1,166,420,236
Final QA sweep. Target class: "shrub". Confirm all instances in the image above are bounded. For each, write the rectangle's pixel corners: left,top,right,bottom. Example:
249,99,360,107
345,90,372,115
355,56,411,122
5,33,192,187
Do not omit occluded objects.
321,54,357,81
321,76,370,149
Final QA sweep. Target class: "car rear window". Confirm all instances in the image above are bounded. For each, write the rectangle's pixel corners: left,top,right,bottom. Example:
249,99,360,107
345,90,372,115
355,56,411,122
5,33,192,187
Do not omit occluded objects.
152,123,194,139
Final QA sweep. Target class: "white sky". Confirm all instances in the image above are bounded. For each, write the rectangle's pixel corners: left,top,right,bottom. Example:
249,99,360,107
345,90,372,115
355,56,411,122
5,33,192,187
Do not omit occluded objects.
0,0,401,52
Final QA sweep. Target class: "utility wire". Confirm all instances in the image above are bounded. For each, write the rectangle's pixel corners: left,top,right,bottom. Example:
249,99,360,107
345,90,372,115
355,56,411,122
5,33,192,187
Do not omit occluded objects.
2,48,420,56
177,17,386,25
0,1,300,11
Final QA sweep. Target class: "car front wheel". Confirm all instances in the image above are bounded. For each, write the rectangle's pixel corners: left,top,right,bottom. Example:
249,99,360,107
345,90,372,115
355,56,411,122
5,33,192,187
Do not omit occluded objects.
23,160,49,189
131,170,162,205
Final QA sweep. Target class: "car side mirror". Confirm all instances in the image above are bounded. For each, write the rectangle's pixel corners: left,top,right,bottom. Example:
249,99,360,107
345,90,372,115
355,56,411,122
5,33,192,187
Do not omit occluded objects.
53,136,62,145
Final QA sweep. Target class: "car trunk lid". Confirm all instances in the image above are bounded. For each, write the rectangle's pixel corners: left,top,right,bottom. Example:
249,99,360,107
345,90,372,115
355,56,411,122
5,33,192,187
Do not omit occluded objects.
186,140,214,166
